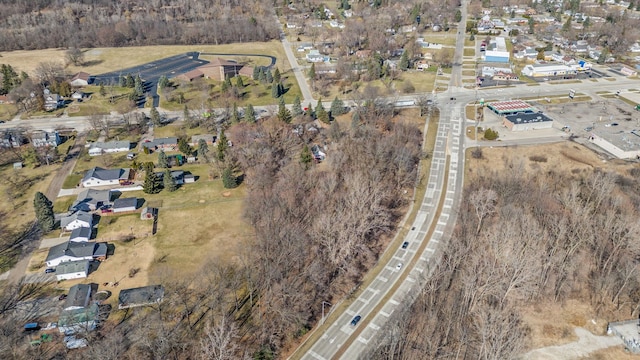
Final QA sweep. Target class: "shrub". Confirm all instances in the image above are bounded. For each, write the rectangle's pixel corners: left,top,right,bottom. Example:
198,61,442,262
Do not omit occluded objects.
529,155,547,162
402,80,415,94
471,147,483,159
484,128,499,140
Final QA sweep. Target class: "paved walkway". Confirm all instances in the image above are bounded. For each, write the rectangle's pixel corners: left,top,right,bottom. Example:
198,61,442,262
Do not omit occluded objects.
522,327,623,360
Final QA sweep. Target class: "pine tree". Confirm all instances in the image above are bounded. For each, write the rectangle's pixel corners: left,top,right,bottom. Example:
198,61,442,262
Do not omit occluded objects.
258,68,266,83
271,83,281,98
292,96,302,116
244,104,256,122
33,192,55,232
265,69,274,83
330,97,346,116
277,97,292,123
150,106,161,126
143,169,162,194
119,75,126,87
134,75,144,96
198,139,209,159
273,68,281,83
158,75,169,89
399,50,409,71
306,102,314,118
217,130,229,162
178,137,192,156
236,76,244,88
163,169,178,192
157,150,168,168
253,66,260,80
308,63,316,80
125,74,134,88
231,103,241,123
224,75,232,90
99,84,106,97
222,167,238,189
300,144,313,170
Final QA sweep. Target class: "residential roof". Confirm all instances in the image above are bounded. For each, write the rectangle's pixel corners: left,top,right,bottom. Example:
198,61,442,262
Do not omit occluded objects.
64,283,96,310
70,227,92,240
76,189,112,204
113,197,137,210
71,72,91,81
191,134,215,144
88,141,131,151
504,112,553,124
56,260,90,276
46,242,107,263
60,211,93,229
143,137,178,149
82,167,129,182
118,285,165,309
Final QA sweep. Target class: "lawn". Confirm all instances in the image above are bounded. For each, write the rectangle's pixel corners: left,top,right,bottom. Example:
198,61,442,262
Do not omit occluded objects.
0,41,293,77
53,195,75,213
463,48,475,56
0,103,18,121
420,33,458,46
68,85,133,117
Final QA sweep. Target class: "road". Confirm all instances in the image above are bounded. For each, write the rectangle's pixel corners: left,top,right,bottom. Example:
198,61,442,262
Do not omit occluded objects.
278,18,315,104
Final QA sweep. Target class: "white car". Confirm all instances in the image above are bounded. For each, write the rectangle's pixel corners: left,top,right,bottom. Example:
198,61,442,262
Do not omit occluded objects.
395,263,403,271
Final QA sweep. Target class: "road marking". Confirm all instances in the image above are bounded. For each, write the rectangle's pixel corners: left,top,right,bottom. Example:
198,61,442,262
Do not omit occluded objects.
380,310,392,317
390,299,400,305
379,276,388,282
309,351,327,360
407,277,416,283
369,322,381,330
425,247,435,252
358,336,370,344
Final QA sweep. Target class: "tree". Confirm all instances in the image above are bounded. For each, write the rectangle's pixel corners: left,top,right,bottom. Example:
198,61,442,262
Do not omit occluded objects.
330,97,346,117
315,98,329,123
271,83,281,98
134,75,144,97
454,9,462,23
244,104,256,123
253,66,260,80
198,139,209,159
236,76,244,88
150,106,161,126
308,63,316,80
222,167,238,189
33,192,54,232
484,128,498,140
66,47,84,66
143,169,162,194
277,97,292,123
157,150,169,168
300,144,313,169
99,84,106,97
265,69,274,83
292,96,302,116
217,130,229,162
231,103,241,123
163,169,178,192
178,137,193,156
158,75,169,89
273,68,281,83
399,50,409,71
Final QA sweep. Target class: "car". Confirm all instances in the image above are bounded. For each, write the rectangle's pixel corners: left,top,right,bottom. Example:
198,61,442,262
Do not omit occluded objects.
101,209,113,214
350,315,362,326
44,268,55,274
396,263,403,270
58,294,67,301
402,241,409,249
584,127,593,132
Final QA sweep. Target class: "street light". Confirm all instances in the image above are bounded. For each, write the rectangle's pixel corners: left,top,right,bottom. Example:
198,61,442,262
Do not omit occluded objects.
321,301,332,325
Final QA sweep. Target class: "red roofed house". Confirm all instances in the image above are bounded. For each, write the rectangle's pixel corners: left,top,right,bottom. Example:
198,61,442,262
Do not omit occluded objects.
70,72,91,87
0,95,13,104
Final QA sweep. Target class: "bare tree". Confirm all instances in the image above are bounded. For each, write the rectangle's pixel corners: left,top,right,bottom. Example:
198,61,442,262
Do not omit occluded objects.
199,316,239,360
469,188,498,234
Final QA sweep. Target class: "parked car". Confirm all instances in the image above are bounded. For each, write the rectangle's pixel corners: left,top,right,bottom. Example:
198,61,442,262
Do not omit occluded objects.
58,294,67,301
350,315,362,326
402,241,409,249
101,209,113,214
44,268,55,274
395,263,403,270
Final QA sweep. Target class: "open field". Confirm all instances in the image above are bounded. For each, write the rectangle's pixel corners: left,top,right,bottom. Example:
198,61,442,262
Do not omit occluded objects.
313,71,435,100
0,104,18,121
0,41,292,77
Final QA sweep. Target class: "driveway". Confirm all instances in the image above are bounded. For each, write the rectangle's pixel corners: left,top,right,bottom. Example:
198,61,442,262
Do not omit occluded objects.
522,327,622,359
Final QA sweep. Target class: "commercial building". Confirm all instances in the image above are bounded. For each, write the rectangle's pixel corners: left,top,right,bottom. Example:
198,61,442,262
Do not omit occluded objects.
486,100,536,115
503,112,554,131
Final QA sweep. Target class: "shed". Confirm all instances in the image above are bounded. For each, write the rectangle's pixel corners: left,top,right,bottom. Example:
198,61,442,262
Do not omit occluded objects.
13,162,23,169
56,260,90,281
140,207,157,220
112,197,137,213
184,174,195,183
118,285,165,309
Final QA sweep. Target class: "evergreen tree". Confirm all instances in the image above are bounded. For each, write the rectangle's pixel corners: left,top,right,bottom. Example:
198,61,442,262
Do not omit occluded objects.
271,83,281,98
224,75,232,90
221,79,229,93
277,97,292,123
125,74,135,88
150,106,161,126
265,69,274,83
300,144,313,170
399,50,409,71
308,63,316,80
143,170,162,194
33,192,55,232
99,84,106,97
253,66,260,80
244,104,256,123
258,68,266,83
158,75,169,89
231,103,241,123
273,68,281,83
236,76,244,88
157,150,168,168
315,98,329,123
330,97,346,116
222,167,238,189
134,75,144,96
183,105,191,125
217,130,229,162
119,75,127,87
178,137,193,156
163,169,178,192
306,102,314,118
292,96,302,116
198,139,209,159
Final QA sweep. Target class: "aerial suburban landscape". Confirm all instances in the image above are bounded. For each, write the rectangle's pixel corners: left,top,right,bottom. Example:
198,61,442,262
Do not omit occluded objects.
2,0,640,359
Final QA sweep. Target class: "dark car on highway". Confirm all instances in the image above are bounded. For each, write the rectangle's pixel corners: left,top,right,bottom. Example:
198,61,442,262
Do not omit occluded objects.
350,315,362,326
402,241,409,249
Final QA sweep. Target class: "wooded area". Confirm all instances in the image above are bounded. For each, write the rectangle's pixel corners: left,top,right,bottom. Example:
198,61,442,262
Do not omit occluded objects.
365,158,640,359
0,0,279,51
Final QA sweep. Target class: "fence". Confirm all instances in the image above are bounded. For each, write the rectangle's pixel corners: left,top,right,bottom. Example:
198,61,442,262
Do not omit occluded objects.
608,319,640,353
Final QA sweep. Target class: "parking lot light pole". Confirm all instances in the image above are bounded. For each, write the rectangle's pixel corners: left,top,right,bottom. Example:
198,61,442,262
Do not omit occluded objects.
322,301,332,325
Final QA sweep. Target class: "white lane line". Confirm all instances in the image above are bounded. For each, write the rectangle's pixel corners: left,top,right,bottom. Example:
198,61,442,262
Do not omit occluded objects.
309,351,327,360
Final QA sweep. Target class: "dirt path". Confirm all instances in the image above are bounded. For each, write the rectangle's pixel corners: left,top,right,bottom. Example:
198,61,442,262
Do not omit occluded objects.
521,327,623,360
6,134,86,284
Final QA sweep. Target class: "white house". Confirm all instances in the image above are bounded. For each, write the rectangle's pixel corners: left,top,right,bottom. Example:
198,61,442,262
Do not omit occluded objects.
112,197,138,213
30,130,60,148
88,141,131,156
46,241,107,267
81,167,130,187
69,227,91,242
306,50,325,63
70,72,90,87
60,211,93,231
55,260,90,281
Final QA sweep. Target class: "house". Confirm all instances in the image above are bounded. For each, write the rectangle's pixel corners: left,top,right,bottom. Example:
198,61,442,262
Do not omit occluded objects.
155,170,185,185
55,260,91,281
58,303,99,334
71,189,112,212
0,95,13,104
118,285,165,309
415,59,430,70
184,174,195,183
64,284,96,310
71,91,85,100
621,66,638,77
88,141,131,156
112,197,138,213
355,50,372,59
61,211,93,231
45,241,107,267
0,129,25,148
190,134,215,146
481,65,512,77
306,50,325,63
81,167,131,187
69,227,92,242
70,72,91,87
521,63,577,77
514,47,538,60
30,130,60,147
44,94,62,111
142,137,178,152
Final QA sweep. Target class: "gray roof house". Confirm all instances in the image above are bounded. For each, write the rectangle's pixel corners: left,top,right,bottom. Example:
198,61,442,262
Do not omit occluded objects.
88,141,131,156
142,137,178,152
55,260,91,281
69,227,92,242
112,197,138,213
190,134,216,146
118,285,165,309
155,170,185,185
46,241,107,267
81,167,130,188
61,211,93,231
0,129,26,148
64,284,97,310
71,189,112,212
30,130,60,148
44,94,62,111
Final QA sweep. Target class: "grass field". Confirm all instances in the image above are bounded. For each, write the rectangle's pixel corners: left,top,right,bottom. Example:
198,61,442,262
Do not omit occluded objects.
0,104,18,121
463,48,475,56
0,41,293,77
